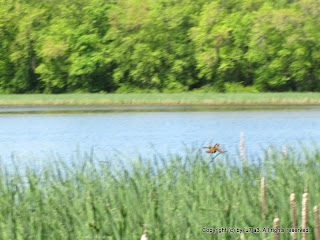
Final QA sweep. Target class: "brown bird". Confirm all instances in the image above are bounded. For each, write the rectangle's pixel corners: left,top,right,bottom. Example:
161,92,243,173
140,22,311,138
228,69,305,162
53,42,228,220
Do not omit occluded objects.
203,144,225,154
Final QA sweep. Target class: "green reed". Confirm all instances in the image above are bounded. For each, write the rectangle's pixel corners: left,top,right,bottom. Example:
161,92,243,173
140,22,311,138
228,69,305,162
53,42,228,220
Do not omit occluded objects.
0,146,319,239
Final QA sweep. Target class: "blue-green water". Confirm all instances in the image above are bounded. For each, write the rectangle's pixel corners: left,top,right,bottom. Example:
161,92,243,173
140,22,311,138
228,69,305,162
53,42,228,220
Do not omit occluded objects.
0,109,319,162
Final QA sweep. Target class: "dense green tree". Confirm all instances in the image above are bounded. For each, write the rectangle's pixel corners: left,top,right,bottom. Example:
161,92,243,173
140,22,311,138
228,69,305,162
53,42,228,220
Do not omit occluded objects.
1,1,44,92
1,0,320,93
298,0,320,91
247,5,300,91
35,0,112,93
247,2,320,91
0,0,15,93
106,0,204,92
67,0,113,92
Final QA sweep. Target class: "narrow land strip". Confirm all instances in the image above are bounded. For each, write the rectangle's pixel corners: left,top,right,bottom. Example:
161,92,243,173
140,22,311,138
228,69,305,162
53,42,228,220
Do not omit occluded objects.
0,104,319,114
1,93,320,106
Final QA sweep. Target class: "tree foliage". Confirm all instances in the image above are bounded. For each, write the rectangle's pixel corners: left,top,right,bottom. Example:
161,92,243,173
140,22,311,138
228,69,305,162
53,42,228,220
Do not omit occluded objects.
1,0,320,93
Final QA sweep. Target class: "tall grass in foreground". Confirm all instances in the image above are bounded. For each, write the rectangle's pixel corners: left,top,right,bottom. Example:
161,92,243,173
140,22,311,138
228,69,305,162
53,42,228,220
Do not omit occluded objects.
1,146,320,239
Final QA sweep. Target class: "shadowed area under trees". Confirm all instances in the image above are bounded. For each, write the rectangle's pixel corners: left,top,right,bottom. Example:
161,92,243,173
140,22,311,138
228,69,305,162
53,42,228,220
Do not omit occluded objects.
1,0,320,93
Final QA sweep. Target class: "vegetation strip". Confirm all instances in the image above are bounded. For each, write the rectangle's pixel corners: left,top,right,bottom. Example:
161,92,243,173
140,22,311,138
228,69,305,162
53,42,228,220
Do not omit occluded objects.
0,104,318,114
1,93,320,106
1,146,319,239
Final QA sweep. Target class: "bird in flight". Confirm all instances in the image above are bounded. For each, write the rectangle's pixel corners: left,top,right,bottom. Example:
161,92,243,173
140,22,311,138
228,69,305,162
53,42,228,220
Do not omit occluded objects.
203,144,225,153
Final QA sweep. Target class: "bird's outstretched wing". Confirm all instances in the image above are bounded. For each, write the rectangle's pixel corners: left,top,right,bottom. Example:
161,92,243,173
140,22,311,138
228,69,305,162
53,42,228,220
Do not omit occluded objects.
216,148,225,153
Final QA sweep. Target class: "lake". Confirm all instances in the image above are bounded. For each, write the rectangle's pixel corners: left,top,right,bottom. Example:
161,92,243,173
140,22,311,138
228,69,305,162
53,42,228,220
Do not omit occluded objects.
0,108,319,164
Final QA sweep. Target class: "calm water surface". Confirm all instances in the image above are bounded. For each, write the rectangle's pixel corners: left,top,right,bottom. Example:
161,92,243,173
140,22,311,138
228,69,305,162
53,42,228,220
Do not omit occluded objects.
0,110,319,163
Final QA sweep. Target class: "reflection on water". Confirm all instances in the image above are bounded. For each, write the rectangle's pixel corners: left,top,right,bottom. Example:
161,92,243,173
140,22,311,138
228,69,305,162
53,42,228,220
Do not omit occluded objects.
0,109,319,163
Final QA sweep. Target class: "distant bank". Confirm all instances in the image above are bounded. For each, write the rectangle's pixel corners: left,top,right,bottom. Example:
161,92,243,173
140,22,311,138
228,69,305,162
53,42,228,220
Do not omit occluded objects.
0,92,320,106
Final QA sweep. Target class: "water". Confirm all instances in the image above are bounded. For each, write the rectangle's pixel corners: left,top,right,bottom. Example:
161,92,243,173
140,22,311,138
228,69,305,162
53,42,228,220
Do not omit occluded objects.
0,109,319,163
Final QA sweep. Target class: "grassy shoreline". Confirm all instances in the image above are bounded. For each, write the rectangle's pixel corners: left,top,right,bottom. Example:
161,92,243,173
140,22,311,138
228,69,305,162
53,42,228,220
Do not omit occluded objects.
0,92,320,106
1,146,319,239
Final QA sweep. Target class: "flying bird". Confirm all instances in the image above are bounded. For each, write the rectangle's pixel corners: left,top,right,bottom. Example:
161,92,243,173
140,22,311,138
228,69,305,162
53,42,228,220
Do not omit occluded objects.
203,144,225,153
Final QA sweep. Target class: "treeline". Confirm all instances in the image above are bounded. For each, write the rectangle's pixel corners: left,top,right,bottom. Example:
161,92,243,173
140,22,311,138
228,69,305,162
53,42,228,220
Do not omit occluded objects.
1,0,320,93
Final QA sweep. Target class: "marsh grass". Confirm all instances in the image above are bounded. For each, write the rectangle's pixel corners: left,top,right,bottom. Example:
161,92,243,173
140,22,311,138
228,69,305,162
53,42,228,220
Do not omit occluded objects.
1,92,320,106
1,145,320,239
